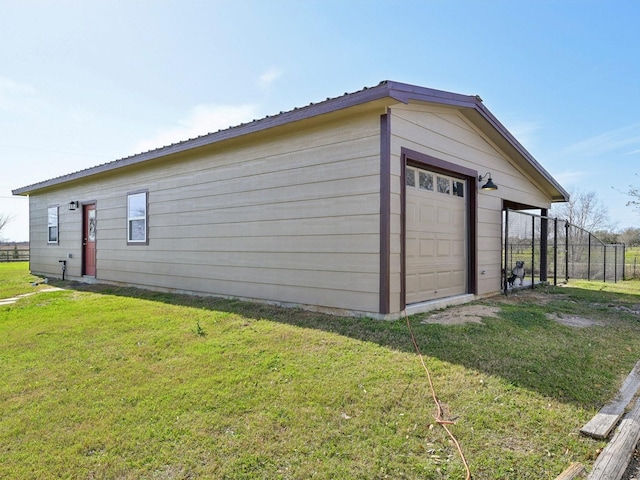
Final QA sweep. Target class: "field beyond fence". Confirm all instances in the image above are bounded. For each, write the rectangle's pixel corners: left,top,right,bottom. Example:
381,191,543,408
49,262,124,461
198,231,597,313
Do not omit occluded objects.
0,243,29,262
626,246,640,279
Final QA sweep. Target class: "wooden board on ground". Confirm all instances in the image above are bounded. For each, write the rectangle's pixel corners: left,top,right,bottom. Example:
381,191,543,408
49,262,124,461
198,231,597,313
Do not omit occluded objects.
555,462,585,480
581,360,640,440
587,397,640,480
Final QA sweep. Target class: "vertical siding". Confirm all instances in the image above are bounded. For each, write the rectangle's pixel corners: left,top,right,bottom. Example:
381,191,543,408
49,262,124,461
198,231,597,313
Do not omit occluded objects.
27,112,384,313
389,103,552,300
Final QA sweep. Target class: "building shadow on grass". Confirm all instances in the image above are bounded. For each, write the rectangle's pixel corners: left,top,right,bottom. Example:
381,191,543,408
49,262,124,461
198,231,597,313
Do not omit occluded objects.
52,279,640,410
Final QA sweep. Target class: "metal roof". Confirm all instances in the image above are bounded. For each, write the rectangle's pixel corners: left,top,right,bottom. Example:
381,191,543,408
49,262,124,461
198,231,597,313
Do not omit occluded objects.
12,80,569,201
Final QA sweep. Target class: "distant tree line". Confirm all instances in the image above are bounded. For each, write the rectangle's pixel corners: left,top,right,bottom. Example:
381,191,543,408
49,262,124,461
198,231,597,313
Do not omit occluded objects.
549,188,640,247
592,227,640,246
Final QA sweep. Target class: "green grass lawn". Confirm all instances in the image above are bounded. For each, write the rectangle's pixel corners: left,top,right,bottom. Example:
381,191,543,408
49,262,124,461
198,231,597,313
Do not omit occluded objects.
0,261,53,298
2,264,640,479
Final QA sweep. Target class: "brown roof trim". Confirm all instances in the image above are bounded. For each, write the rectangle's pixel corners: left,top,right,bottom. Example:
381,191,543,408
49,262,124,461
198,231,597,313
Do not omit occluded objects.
464,102,569,201
12,80,567,200
13,81,396,194
385,82,568,201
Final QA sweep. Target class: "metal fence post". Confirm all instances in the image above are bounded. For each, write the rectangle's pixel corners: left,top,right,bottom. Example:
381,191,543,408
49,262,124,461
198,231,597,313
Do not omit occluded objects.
603,245,607,283
531,215,535,288
553,218,558,286
504,209,509,293
540,211,548,283
587,234,591,280
565,222,570,283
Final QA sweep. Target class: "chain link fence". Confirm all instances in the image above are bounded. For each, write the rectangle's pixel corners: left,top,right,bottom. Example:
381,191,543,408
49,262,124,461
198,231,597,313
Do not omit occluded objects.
626,249,640,279
503,209,625,291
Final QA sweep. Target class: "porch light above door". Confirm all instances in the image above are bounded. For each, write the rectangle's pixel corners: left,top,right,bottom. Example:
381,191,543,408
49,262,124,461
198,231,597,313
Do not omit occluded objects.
68,201,79,211
478,172,498,191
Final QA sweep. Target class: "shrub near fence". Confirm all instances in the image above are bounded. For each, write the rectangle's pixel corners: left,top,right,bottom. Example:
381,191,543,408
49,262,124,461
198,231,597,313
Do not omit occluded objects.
0,244,29,262
503,209,625,290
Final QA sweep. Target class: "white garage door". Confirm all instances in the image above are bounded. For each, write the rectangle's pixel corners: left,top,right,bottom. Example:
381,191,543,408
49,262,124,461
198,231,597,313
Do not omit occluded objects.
405,166,467,304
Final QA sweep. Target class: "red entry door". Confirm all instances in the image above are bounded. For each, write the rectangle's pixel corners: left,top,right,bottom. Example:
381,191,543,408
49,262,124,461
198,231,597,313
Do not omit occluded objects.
83,204,96,276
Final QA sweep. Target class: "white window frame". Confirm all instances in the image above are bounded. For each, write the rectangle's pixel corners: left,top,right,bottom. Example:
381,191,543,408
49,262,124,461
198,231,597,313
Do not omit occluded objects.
47,206,58,244
127,191,148,245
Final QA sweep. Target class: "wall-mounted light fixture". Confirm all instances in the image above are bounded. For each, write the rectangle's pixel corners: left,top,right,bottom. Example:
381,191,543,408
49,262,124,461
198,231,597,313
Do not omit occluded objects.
478,172,498,191
68,201,79,211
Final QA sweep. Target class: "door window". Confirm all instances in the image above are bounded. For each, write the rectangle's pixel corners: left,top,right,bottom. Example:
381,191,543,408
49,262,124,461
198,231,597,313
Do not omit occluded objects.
88,209,96,241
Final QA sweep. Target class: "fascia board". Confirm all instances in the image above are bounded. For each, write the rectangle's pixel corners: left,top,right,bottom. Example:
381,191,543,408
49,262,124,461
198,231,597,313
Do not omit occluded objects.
384,82,569,202
461,106,569,202
12,85,396,196
12,80,569,202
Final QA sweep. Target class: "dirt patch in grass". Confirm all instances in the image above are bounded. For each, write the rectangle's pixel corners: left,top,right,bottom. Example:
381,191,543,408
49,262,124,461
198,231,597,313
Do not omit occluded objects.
545,313,604,328
422,303,603,329
421,290,605,328
421,305,500,325
499,290,571,305
607,304,640,316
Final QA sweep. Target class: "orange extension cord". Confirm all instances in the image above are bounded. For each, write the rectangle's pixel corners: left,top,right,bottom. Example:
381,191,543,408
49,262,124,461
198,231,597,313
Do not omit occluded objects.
405,314,471,480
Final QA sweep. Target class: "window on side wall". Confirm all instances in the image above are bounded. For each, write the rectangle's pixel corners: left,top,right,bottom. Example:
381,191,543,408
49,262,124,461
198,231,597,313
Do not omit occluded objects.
127,191,148,244
47,206,58,244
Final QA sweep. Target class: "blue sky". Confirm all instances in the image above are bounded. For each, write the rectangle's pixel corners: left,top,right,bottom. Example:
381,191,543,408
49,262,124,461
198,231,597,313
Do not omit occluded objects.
2,0,640,241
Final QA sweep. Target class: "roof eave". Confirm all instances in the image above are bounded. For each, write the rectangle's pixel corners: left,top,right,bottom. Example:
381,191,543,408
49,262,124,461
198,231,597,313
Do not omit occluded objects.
384,82,568,202
12,80,569,202
12,83,399,195
461,103,569,203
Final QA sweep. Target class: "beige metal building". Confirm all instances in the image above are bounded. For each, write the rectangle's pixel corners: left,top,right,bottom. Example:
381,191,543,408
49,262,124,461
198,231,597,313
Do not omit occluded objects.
13,81,568,318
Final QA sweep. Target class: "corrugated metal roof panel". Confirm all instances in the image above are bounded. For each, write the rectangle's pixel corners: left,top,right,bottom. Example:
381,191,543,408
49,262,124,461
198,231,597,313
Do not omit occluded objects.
12,80,568,201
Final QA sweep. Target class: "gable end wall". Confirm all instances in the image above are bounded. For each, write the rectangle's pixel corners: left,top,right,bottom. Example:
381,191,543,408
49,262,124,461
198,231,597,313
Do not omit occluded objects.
388,103,554,302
